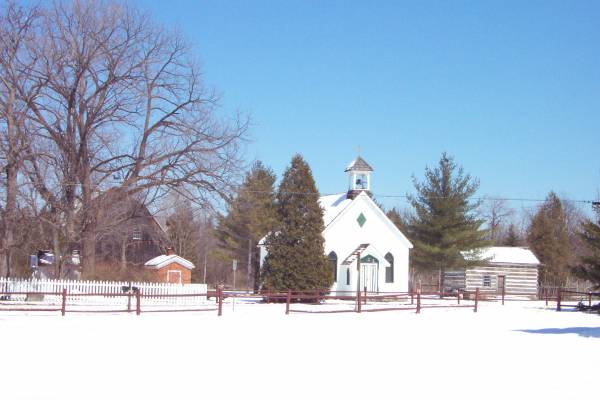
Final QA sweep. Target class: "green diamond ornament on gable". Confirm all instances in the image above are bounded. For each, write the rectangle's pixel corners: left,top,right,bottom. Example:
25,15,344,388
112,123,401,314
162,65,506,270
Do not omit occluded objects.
357,212,367,227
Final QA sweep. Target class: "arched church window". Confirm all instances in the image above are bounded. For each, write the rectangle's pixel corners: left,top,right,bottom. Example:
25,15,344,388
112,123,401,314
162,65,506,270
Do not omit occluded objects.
328,251,338,283
385,253,394,283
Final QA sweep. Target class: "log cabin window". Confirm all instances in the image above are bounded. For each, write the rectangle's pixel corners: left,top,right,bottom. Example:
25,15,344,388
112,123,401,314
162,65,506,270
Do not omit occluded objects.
385,253,394,283
346,268,351,285
329,252,338,283
483,275,491,287
132,227,142,241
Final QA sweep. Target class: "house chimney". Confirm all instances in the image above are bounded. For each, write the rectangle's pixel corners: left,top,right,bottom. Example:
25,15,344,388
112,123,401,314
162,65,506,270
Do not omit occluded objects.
166,247,175,256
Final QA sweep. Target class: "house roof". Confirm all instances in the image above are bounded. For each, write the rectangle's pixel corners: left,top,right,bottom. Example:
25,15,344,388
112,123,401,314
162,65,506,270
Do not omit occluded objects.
464,247,540,266
144,254,196,270
344,156,373,172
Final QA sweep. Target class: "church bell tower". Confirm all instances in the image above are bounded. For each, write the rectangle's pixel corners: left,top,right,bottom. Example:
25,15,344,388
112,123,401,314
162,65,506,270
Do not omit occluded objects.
345,156,373,199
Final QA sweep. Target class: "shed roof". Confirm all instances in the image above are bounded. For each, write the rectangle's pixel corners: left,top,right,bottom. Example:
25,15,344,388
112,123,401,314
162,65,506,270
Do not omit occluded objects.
464,247,540,266
144,254,195,270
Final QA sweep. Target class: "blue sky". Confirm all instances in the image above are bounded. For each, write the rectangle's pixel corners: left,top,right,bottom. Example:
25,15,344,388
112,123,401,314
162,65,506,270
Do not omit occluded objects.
138,0,600,214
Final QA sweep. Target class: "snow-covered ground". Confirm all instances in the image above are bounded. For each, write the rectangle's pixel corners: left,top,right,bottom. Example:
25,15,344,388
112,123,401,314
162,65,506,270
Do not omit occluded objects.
1,300,598,400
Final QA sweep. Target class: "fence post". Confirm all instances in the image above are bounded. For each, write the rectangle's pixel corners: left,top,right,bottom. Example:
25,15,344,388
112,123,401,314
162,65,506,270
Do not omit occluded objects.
556,288,561,312
363,286,367,305
416,291,421,314
457,289,461,305
502,284,505,306
61,288,67,316
218,287,223,317
474,288,479,313
136,290,141,316
357,289,362,313
410,287,414,305
286,289,291,315
588,291,592,308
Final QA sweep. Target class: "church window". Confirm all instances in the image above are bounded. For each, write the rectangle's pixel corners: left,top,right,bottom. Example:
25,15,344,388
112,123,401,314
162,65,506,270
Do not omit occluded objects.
329,252,338,283
385,253,394,283
132,227,142,241
356,212,367,227
346,268,351,285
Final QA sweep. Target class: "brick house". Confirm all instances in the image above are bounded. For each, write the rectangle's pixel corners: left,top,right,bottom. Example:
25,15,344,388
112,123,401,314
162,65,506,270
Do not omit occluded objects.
143,248,195,284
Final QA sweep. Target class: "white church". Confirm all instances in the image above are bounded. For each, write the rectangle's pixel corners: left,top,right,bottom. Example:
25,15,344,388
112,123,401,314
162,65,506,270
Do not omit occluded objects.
260,156,413,293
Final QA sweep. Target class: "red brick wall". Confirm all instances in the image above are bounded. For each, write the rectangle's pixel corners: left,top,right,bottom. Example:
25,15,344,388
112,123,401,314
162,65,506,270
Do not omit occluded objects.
154,262,192,284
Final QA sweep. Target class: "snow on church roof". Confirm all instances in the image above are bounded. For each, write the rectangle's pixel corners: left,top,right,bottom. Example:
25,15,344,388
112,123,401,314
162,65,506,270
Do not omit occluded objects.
319,193,353,227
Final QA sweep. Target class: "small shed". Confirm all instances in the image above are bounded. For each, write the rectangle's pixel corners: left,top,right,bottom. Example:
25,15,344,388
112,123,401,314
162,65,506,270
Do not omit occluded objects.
144,249,195,284
445,247,541,296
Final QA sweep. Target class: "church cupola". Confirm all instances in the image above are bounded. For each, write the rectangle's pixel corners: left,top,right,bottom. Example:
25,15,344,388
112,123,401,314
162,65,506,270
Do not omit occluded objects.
345,156,373,199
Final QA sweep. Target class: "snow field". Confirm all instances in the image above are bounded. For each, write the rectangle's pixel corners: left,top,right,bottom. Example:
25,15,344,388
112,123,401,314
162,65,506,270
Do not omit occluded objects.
0,301,598,400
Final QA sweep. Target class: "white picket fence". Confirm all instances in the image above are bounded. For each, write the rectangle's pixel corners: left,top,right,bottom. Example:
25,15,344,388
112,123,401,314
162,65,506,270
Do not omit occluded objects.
0,277,208,307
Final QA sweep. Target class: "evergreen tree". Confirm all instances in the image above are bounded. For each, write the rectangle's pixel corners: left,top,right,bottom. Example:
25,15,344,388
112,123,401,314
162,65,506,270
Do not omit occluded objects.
527,192,571,286
503,223,522,246
575,208,600,289
261,154,331,291
408,153,488,285
216,161,277,290
386,207,409,233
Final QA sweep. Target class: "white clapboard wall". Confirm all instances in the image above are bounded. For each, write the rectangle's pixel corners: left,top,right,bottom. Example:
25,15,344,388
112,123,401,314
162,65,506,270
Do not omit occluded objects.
0,277,208,306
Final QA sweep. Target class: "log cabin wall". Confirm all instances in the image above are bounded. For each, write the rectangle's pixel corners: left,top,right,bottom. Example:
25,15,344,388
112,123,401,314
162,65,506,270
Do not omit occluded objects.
465,263,538,295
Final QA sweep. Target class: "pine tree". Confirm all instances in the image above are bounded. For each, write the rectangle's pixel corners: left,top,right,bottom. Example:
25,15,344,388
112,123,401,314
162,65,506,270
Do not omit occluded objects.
503,223,522,247
216,161,277,290
386,207,409,233
408,153,488,285
261,154,331,291
576,208,600,289
527,192,571,286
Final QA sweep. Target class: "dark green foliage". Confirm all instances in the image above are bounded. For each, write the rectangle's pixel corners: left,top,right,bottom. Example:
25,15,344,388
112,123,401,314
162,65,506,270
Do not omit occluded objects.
386,207,409,233
574,209,600,289
408,153,488,278
527,192,571,286
216,161,277,289
503,223,522,246
261,155,331,291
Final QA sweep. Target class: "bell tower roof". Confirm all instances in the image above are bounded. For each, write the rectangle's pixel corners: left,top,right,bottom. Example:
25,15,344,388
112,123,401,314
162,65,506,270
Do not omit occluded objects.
344,156,373,172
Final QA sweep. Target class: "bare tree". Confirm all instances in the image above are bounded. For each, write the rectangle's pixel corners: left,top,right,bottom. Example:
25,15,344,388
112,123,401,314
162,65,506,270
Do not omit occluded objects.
16,1,246,275
0,1,40,277
481,197,513,245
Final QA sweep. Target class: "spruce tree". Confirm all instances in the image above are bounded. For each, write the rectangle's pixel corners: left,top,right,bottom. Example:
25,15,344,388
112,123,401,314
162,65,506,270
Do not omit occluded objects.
576,208,600,289
261,154,331,291
503,223,522,247
408,153,488,286
527,192,571,286
216,161,277,290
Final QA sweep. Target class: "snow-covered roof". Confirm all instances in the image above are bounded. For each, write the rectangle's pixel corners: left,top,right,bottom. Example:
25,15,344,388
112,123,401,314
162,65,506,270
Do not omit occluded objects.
464,247,540,266
344,156,373,172
144,254,195,270
319,193,353,227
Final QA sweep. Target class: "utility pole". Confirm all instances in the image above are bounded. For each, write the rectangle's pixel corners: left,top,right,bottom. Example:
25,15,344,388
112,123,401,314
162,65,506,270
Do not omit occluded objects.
246,238,252,291
203,252,207,284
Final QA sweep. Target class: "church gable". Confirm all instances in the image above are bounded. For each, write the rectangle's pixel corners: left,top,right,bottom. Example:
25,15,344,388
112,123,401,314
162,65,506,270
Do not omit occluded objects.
323,192,413,249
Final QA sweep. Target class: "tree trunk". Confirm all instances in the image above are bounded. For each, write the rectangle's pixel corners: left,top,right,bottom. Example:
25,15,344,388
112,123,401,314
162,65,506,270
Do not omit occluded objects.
120,237,128,274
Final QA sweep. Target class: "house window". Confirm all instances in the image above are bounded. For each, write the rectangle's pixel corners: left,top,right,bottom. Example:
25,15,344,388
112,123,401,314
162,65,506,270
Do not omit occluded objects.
483,275,491,287
385,253,394,283
328,252,338,283
132,227,142,241
346,268,351,285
